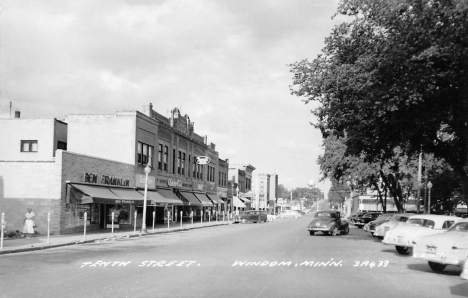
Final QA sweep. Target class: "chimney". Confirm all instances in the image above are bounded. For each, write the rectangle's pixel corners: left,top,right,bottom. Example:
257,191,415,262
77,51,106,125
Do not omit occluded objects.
15,111,20,118
203,135,208,144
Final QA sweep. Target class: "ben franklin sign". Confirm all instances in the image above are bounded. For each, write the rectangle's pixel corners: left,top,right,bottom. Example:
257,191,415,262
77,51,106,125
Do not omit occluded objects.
84,172,130,187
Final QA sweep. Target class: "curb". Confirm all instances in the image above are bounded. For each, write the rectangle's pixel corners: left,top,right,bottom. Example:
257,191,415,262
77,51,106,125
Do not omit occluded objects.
0,222,231,255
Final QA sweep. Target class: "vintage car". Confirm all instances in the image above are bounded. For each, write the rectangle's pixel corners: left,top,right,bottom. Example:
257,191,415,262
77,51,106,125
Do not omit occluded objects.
279,210,302,219
364,214,394,235
307,210,350,236
374,213,415,239
354,212,382,228
382,214,462,255
348,212,366,224
234,210,268,223
413,219,468,273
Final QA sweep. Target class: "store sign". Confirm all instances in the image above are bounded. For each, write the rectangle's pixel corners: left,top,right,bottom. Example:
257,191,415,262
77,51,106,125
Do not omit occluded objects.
84,172,130,187
168,178,183,188
135,174,156,189
196,156,211,165
115,200,135,204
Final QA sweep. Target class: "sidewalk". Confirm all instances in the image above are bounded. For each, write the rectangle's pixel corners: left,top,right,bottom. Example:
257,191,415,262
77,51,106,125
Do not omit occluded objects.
0,219,232,255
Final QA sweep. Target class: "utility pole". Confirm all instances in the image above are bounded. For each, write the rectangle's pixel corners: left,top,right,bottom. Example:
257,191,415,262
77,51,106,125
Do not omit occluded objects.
416,150,422,214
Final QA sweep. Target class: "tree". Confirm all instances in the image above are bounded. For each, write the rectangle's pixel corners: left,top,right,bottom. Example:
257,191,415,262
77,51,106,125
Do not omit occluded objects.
328,183,351,207
277,184,290,200
290,0,468,207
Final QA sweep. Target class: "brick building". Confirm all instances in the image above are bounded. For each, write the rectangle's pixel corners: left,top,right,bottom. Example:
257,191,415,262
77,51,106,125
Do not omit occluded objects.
0,104,229,235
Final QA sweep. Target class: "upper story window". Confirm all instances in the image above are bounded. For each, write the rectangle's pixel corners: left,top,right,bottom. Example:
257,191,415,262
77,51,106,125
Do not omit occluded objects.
21,140,38,152
182,153,186,176
163,146,168,172
177,151,181,175
260,181,264,193
158,144,163,170
137,142,153,166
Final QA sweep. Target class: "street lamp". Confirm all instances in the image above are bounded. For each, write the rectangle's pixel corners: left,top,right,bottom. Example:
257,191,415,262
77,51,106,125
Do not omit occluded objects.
427,181,433,215
141,161,151,234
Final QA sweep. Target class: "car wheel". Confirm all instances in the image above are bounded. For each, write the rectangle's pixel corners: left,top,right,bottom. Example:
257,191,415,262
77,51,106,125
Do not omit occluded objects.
377,236,384,240
395,245,410,255
428,261,447,272
340,226,350,235
332,227,338,236
322,231,329,235
309,231,315,236
253,221,257,223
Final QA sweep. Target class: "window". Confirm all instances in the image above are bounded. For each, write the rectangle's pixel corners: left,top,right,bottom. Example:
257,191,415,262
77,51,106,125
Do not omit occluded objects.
158,144,163,170
219,171,221,185
21,140,38,152
172,149,176,174
193,157,197,178
137,142,153,166
57,141,67,150
442,221,455,229
200,165,204,180
177,151,181,175
260,181,264,193
182,153,186,176
196,163,200,179
188,155,191,177
163,146,168,171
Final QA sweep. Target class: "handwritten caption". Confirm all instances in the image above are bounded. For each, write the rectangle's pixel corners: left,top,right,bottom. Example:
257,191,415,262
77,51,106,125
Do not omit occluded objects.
80,260,389,268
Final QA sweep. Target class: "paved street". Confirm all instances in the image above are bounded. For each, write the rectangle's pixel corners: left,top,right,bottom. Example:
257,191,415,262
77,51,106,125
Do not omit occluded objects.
1,213,467,298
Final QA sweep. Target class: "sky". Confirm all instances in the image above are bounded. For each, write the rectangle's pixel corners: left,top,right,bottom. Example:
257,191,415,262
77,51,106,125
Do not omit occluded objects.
0,0,347,195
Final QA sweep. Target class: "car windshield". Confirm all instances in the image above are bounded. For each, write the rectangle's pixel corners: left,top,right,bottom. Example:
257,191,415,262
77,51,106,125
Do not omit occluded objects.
447,222,468,233
315,212,335,218
376,214,392,221
407,218,435,228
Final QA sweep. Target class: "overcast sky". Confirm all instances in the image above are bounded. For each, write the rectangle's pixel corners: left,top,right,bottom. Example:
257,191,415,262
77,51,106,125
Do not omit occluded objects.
0,0,347,195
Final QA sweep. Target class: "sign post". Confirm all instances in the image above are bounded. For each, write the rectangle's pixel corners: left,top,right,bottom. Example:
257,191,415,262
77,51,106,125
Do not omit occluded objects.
152,211,155,232
191,211,193,228
180,211,183,228
167,211,170,230
134,211,137,235
82,212,86,242
1,213,4,249
111,212,115,236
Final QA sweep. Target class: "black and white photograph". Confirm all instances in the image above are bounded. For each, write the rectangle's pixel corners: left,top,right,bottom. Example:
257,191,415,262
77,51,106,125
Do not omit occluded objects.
1,0,468,297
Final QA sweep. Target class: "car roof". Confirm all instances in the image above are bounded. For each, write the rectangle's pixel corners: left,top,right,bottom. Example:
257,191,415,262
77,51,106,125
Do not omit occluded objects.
316,210,339,213
408,214,462,221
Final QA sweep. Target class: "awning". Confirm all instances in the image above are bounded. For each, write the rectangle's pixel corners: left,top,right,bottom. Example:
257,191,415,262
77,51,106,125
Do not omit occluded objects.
179,191,204,206
69,184,144,205
242,191,256,198
206,194,225,205
138,190,183,205
239,197,251,203
193,192,214,207
233,196,246,208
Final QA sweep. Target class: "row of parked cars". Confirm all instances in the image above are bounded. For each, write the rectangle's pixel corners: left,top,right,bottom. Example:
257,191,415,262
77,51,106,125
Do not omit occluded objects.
349,211,468,280
233,209,308,224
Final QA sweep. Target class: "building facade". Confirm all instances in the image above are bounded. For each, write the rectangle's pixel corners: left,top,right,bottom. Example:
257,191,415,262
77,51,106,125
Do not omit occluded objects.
0,104,229,235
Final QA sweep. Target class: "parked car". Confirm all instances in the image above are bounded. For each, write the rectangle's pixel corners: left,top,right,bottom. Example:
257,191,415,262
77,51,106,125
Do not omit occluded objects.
307,210,350,236
354,212,382,228
348,212,366,224
374,213,415,239
364,214,394,235
382,214,462,255
234,210,268,223
279,210,302,219
413,218,468,273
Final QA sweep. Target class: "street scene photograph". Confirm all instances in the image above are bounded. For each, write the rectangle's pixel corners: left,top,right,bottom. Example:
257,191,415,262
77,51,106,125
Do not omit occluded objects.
1,0,468,297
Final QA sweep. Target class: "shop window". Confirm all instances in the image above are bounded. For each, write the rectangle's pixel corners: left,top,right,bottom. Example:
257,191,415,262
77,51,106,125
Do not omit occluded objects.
21,140,38,152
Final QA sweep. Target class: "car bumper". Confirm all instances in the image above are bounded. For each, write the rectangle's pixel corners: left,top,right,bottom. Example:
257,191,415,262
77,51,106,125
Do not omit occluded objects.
308,227,332,232
382,238,413,247
413,251,464,266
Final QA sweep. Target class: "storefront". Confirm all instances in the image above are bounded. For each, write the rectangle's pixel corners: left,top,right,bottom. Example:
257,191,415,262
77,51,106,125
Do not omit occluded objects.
67,183,146,232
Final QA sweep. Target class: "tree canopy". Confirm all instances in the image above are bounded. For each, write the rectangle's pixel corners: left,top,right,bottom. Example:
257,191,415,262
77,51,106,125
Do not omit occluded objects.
290,0,468,207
